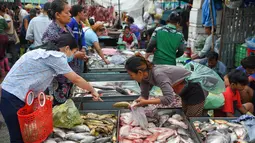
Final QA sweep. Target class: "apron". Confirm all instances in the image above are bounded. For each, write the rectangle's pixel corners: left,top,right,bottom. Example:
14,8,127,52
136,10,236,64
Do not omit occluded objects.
123,33,134,45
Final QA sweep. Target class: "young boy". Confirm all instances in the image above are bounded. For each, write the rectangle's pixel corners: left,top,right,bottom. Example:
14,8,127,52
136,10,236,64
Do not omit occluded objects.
222,70,254,117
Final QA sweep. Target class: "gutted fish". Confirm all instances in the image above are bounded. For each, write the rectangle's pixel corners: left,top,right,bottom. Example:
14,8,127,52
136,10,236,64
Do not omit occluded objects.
131,127,152,136
157,129,176,142
119,125,132,137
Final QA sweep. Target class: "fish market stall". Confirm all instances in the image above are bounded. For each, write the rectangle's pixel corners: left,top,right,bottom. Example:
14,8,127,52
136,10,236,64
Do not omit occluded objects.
45,99,119,143
190,117,251,143
71,81,141,110
119,108,200,143
79,73,132,82
87,49,151,73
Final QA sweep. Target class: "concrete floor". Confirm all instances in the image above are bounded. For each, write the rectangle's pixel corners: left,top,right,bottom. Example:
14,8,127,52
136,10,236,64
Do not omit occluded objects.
0,112,10,143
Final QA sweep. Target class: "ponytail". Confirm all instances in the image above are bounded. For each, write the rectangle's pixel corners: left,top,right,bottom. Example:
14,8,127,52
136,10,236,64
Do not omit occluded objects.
125,52,153,73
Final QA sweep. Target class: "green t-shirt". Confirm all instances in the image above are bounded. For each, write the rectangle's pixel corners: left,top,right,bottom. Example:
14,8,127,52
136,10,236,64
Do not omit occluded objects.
0,17,8,34
151,24,184,65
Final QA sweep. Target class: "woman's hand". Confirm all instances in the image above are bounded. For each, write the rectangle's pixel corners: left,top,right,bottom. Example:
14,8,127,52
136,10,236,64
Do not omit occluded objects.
74,51,86,60
91,91,103,101
104,59,110,65
134,98,148,107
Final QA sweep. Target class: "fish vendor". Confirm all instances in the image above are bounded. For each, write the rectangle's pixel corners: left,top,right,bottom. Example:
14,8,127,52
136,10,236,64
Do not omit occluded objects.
118,26,138,49
125,53,206,117
0,34,101,143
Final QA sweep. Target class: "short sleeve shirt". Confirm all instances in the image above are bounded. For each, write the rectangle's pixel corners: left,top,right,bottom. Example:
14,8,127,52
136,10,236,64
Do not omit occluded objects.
222,86,242,114
83,27,98,47
236,66,255,82
1,49,73,102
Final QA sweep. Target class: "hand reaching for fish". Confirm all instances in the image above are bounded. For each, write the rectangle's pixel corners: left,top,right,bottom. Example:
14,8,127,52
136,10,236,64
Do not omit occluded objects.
134,98,148,107
91,91,103,102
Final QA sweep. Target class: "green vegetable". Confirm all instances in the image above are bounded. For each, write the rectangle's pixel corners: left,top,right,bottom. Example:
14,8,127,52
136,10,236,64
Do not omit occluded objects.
53,99,83,129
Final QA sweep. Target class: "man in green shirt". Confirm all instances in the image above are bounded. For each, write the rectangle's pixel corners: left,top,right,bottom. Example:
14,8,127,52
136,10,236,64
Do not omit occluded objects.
145,11,185,65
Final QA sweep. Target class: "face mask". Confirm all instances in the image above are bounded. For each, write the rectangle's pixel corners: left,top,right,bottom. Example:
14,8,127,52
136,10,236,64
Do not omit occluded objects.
67,54,74,62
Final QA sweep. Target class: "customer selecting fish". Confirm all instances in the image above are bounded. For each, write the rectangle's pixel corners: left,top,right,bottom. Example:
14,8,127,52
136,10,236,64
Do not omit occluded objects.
125,53,210,117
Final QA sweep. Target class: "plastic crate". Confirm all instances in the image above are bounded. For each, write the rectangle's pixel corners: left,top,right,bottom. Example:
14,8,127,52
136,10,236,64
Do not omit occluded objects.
235,44,247,67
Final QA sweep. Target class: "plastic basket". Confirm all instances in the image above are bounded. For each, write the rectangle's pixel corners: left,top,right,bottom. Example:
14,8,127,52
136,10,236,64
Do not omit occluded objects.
247,48,255,56
17,91,53,143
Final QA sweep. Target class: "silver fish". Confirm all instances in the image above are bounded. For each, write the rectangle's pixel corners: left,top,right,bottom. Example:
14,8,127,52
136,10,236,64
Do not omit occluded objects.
227,122,243,128
66,131,75,134
167,135,181,143
95,137,111,143
172,114,183,121
80,136,96,143
180,136,194,143
54,137,63,142
159,115,169,127
58,141,77,143
158,110,174,116
44,138,57,143
71,125,90,133
177,128,190,137
216,124,229,130
233,127,246,140
168,118,188,129
148,122,156,128
65,133,88,141
53,127,66,139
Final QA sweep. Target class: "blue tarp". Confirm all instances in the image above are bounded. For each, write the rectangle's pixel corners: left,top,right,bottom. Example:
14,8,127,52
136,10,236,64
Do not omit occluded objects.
202,0,217,26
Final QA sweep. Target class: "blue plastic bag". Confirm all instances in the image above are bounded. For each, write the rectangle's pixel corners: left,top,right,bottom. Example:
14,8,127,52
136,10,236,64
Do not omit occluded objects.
184,61,225,94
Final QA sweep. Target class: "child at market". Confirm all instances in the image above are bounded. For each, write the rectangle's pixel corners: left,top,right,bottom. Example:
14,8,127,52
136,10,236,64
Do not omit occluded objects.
221,69,254,117
224,56,255,106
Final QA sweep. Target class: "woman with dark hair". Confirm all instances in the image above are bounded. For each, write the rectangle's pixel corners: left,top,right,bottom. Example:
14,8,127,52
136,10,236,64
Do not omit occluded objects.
125,54,206,117
118,26,138,49
0,33,101,143
42,0,88,104
126,16,141,41
0,5,10,76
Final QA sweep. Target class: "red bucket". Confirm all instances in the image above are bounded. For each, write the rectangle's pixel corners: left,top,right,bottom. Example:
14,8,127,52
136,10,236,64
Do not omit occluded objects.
17,91,53,143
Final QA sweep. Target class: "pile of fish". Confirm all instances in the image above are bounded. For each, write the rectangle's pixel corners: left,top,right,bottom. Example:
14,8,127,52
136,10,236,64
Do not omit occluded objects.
119,110,195,143
72,81,140,97
44,113,117,143
193,119,248,143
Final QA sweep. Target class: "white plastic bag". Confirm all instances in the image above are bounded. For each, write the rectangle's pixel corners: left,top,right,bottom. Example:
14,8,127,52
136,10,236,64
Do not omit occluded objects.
131,107,148,129
148,1,156,14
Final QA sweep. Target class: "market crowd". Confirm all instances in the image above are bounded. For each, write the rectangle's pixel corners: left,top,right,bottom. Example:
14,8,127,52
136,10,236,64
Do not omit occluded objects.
0,0,255,142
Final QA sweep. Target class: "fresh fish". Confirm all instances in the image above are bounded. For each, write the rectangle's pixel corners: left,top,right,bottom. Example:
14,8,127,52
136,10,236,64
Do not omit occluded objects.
193,121,202,127
159,115,169,127
120,113,133,125
131,127,152,136
226,122,243,128
94,136,111,143
115,87,130,95
230,132,238,143
98,114,116,120
158,110,175,116
148,122,156,128
119,125,132,137
168,118,188,129
80,136,96,143
216,124,229,130
167,135,181,143
119,138,133,143
58,141,77,143
180,136,194,143
71,125,90,133
92,85,115,90
133,139,144,143
200,124,216,132
44,138,57,143
147,117,158,123
233,127,246,140
157,129,176,142
177,127,190,137
113,102,130,108
144,132,160,143
54,137,63,142
214,120,228,124
148,127,171,133
65,133,88,141
125,132,147,140
53,127,66,139
66,131,75,134
172,114,183,121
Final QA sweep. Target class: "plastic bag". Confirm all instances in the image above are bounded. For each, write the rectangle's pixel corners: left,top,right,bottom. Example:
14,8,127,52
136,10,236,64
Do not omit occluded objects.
53,99,83,129
131,107,148,129
184,61,225,94
245,36,255,49
148,1,156,14
204,93,225,109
